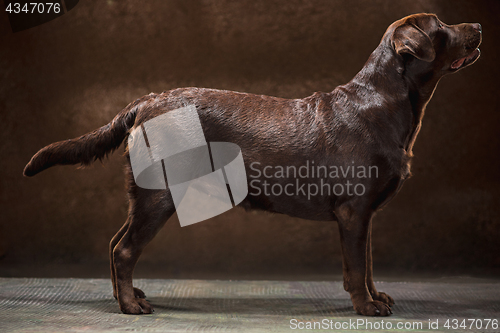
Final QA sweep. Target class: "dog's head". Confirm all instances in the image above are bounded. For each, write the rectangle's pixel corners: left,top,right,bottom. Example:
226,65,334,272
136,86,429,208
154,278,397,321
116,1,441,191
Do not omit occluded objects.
387,13,482,75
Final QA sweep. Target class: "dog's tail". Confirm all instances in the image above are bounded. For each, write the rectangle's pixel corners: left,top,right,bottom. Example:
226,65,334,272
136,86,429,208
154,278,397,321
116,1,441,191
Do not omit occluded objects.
23,101,140,177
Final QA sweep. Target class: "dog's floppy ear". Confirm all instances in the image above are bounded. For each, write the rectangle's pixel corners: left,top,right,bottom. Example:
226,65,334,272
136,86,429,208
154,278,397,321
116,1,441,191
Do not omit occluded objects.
392,23,436,62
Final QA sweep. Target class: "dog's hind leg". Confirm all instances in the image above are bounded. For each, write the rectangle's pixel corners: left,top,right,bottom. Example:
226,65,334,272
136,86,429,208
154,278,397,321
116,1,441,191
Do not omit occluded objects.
112,184,176,314
110,220,148,300
110,220,128,299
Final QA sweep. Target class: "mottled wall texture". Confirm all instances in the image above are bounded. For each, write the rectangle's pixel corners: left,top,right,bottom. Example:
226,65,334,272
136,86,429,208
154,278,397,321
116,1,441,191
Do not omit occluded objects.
1,0,499,278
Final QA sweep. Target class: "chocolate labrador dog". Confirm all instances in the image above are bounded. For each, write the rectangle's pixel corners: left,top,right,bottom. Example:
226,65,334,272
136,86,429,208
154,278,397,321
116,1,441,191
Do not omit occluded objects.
24,13,481,316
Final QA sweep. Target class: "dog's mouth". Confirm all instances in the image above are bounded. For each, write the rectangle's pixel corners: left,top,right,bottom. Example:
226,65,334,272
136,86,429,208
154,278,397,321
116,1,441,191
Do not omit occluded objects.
451,48,481,70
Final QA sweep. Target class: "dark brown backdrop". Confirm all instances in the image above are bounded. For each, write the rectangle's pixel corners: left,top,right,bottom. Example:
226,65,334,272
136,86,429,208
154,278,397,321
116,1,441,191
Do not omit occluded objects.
1,0,499,278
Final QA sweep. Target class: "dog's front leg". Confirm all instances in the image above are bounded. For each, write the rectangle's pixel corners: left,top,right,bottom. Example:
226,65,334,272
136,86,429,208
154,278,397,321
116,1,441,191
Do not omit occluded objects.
336,203,392,316
366,223,394,307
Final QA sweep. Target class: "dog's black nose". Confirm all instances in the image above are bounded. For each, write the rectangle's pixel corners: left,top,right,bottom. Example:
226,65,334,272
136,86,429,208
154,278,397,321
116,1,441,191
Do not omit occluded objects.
472,23,482,33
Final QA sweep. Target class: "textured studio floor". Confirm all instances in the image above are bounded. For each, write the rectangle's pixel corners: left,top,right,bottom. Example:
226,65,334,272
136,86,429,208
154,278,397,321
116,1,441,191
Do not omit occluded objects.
0,277,499,332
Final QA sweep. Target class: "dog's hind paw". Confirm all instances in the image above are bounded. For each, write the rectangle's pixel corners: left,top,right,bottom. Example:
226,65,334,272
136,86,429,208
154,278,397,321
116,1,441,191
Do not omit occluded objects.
120,298,154,315
371,291,394,307
354,300,392,316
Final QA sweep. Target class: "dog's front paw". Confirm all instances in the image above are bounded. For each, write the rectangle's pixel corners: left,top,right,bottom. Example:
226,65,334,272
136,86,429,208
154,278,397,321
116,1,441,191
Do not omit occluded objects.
371,291,394,307
119,298,154,315
114,287,145,300
353,300,392,316
133,287,146,299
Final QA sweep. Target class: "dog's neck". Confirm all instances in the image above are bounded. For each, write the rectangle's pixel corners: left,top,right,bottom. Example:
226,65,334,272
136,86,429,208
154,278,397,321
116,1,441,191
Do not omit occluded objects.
343,42,442,155
401,59,443,153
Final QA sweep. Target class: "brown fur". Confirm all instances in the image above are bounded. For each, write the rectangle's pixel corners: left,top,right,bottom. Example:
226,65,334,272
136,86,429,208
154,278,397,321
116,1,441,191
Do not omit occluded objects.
24,14,481,316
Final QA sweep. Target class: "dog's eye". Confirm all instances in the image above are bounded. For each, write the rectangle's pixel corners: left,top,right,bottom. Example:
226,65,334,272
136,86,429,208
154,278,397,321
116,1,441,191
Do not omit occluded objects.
438,23,443,29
